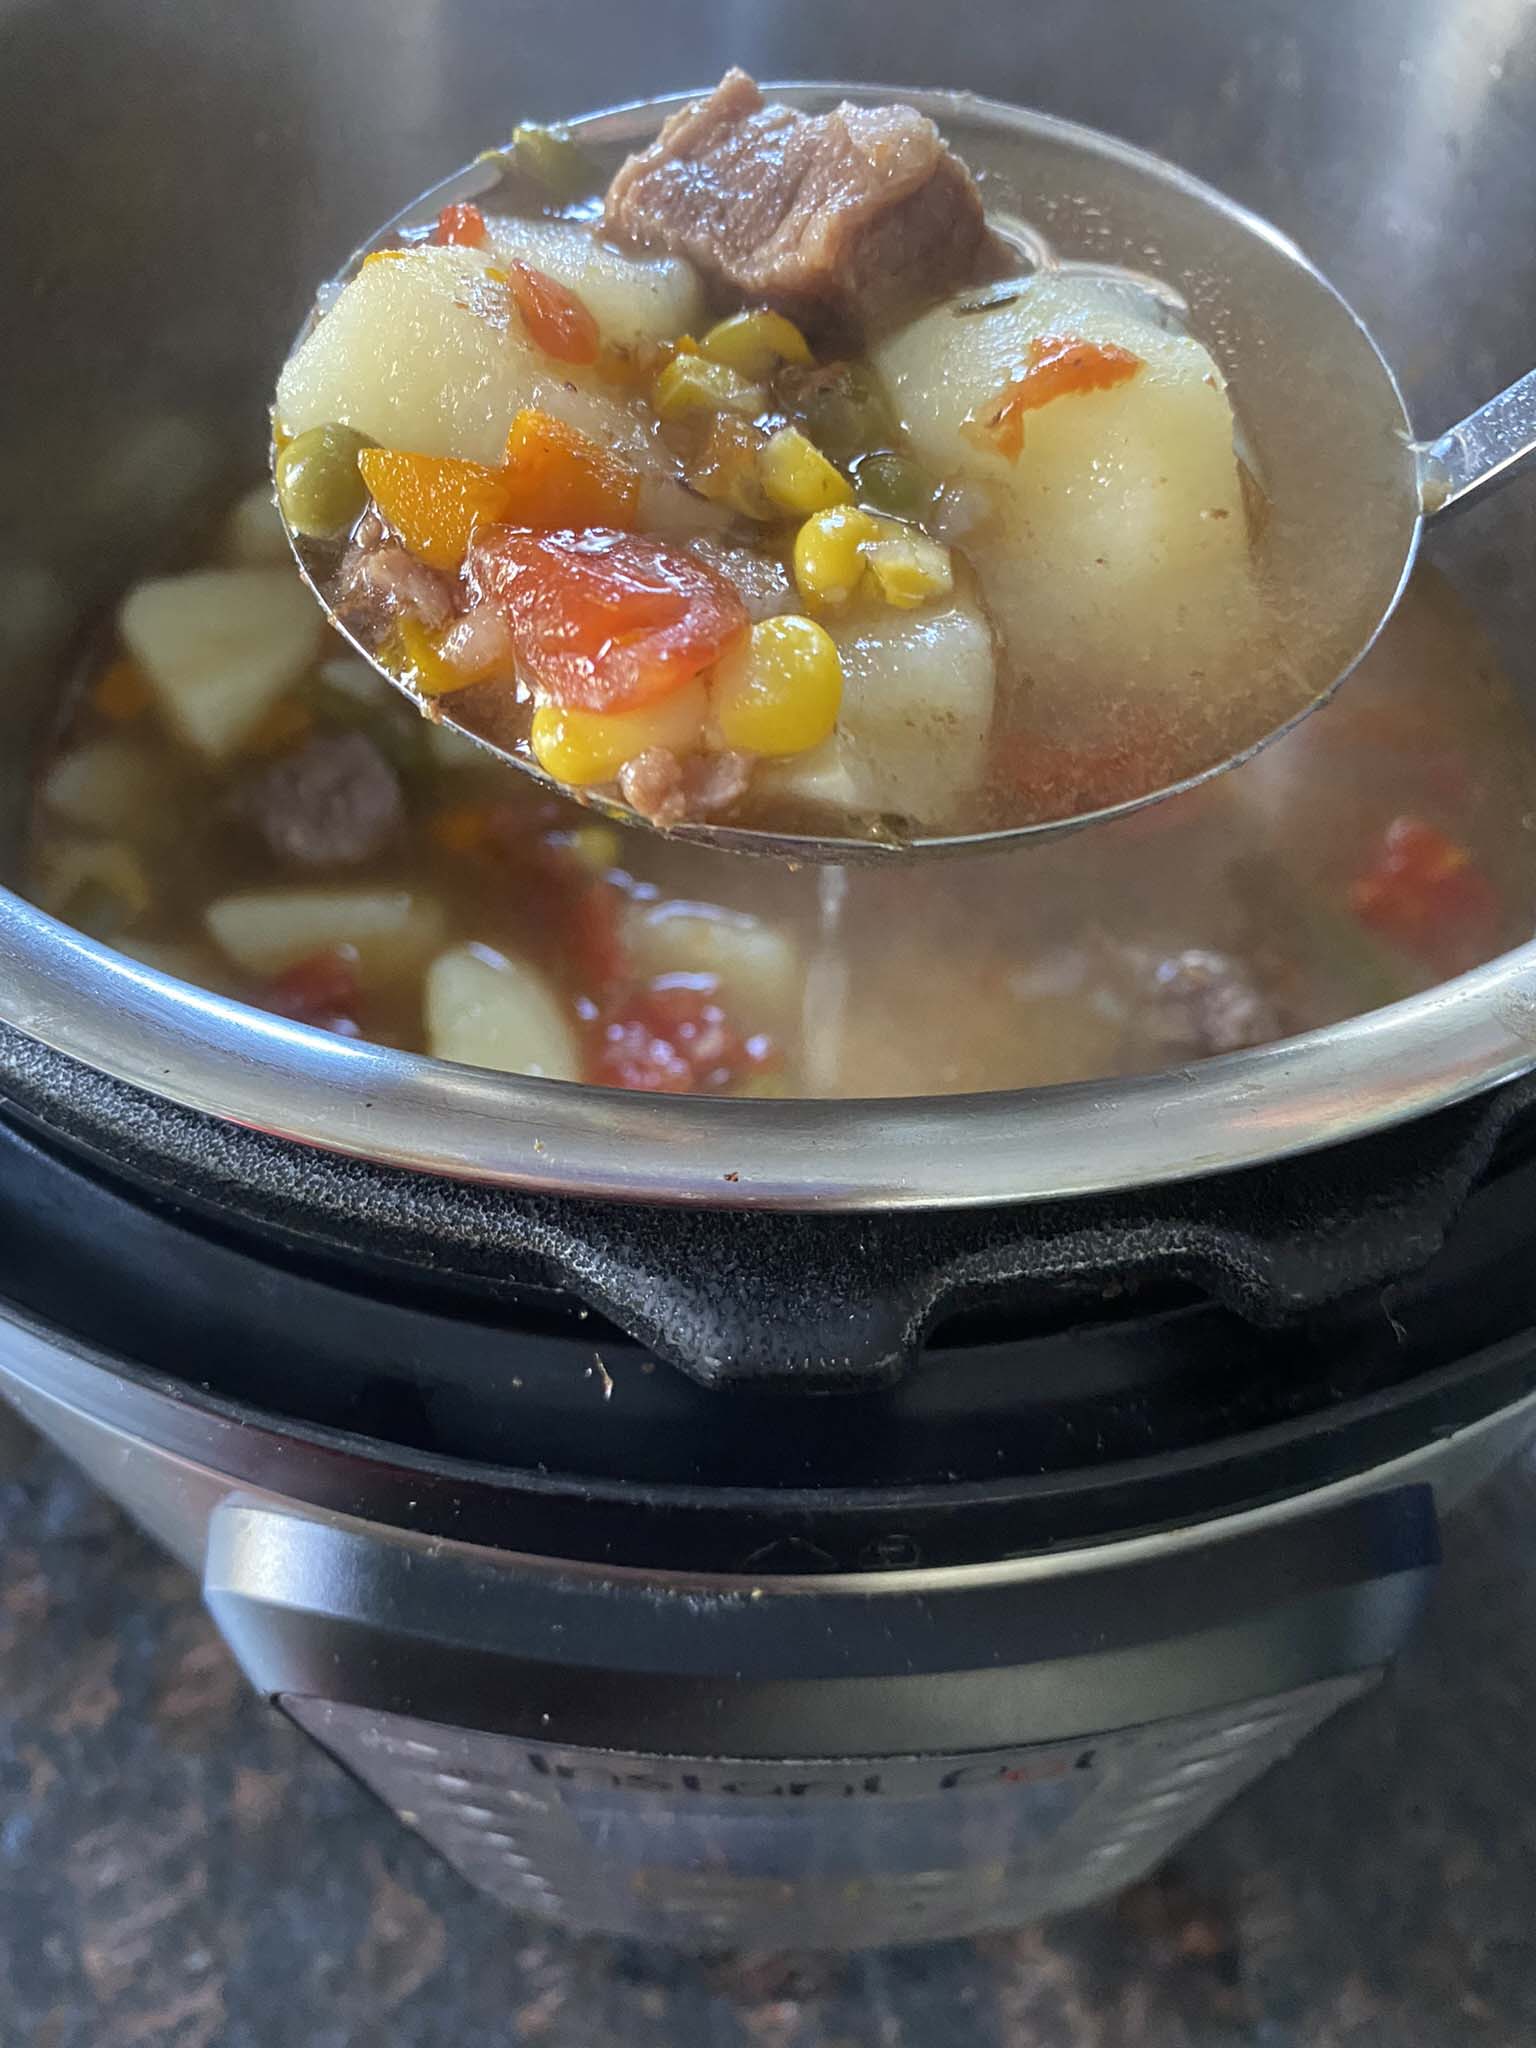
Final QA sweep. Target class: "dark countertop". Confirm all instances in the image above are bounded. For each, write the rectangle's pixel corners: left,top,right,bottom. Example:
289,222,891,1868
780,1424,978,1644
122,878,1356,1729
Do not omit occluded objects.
3,1407,1535,2048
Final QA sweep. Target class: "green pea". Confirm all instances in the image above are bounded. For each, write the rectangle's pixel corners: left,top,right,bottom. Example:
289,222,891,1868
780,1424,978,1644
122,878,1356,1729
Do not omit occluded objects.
275,424,371,540
852,451,939,524
788,361,897,465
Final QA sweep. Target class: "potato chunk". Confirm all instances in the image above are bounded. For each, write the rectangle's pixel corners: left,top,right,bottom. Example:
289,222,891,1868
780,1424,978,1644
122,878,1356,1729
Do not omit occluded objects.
118,568,321,760
767,590,995,826
622,901,801,1033
41,738,165,834
875,274,1252,702
424,942,579,1080
482,215,703,347
205,887,446,981
220,483,291,567
275,247,648,466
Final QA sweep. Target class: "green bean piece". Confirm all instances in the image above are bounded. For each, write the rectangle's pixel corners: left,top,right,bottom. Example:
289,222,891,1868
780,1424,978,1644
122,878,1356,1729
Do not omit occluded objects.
510,122,598,200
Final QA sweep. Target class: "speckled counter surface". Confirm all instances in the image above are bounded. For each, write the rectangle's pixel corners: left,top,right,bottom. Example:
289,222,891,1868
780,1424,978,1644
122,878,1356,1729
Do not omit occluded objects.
3,1407,1534,2048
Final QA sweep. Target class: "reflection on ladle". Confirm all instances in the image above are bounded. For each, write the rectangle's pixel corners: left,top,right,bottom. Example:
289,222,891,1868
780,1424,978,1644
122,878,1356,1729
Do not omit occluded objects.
274,83,1536,866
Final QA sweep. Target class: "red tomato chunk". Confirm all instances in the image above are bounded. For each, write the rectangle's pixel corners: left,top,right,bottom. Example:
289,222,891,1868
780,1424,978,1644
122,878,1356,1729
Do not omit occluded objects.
587,982,775,1093
1349,817,1501,972
431,201,489,248
264,947,364,1038
468,528,750,712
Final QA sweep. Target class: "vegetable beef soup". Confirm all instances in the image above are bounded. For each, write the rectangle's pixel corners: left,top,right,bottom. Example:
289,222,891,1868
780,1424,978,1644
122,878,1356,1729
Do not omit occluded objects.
20,78,1536,1096
270,74,1389,843
21,473,1536,1097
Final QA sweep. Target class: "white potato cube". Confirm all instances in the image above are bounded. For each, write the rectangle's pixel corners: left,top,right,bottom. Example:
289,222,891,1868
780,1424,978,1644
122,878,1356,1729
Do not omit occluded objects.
41,738,164,834
768,592,996,826
205,888,446,981
424,942,578,1080
274,246,649,466
482,215,702,347
119,568,321,760
622,902,801,1034
220,484,292,567
875,274,1252,701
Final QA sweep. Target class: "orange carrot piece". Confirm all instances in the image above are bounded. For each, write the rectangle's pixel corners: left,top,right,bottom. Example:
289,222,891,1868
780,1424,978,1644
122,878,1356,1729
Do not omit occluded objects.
497,408,639,529
358,447,513,570
92,656,153,723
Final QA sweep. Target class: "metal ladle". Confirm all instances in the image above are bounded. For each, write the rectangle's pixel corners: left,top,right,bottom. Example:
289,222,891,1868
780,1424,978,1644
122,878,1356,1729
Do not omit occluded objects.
279,84,1536,865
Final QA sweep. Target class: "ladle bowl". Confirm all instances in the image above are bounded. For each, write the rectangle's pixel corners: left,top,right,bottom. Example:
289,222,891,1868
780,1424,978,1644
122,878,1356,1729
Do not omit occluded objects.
279,84,1536,865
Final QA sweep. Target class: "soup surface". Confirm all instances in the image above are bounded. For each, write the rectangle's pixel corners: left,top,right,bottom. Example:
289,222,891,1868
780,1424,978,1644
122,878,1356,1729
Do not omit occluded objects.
268,73,1404,846
20,478,1536,1097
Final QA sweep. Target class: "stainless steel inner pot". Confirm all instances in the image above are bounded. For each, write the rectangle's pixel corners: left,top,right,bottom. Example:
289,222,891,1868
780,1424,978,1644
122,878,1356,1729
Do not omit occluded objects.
4,0,1536,1208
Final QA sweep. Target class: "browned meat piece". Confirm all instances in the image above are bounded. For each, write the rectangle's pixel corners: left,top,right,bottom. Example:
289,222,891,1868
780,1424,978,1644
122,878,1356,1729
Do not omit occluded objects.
619,747,754,828
604,70,1002,336
335,525,456,633
239,730,404,868
1131,946,1282,1059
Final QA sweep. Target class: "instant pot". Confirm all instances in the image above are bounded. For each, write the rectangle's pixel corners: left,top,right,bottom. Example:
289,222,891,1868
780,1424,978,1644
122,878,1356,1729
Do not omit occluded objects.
4,0,1536,1950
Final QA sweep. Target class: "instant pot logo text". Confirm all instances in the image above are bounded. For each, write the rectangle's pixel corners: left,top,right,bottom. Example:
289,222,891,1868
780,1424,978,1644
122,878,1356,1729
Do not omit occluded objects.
525,1749,1096,1799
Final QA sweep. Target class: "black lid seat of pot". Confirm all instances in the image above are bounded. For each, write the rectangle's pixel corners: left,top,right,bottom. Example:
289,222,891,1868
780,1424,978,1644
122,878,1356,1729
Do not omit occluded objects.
0,1045,1534,1575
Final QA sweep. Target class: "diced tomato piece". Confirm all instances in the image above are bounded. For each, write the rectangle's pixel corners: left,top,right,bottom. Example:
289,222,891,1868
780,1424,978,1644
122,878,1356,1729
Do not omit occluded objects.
265,947,363,1038
587,981,773,1094
504,261,600,365
1349,817,1501,971
467,528,750,713
431,201,489,248
966,335,1142,462
568,880,631,996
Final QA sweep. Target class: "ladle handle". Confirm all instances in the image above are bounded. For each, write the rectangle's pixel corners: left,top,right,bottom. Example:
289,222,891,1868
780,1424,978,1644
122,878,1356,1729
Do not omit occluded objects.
1419,367,1536,517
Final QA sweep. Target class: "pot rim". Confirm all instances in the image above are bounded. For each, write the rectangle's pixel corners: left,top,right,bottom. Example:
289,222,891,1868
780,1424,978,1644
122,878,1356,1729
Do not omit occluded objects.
4,896,1536,1208
6,82,1535,1208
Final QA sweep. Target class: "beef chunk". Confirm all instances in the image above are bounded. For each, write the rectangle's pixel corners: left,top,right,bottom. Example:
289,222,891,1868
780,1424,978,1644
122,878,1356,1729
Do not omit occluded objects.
240,729,404,868
335,517,456,635
618,746,754,828
603,70,1001,337
1130,946,1282,1059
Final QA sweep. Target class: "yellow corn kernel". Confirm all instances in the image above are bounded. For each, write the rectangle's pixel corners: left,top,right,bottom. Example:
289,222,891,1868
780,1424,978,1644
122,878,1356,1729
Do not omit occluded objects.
865,526,955,608
653,354,766,421
791,505,885,607
529,681,710,787
712,615,842,757
701,308,813,379
757,427,852,517
389,617,465,699
562,822,623,873
793,506,955,610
